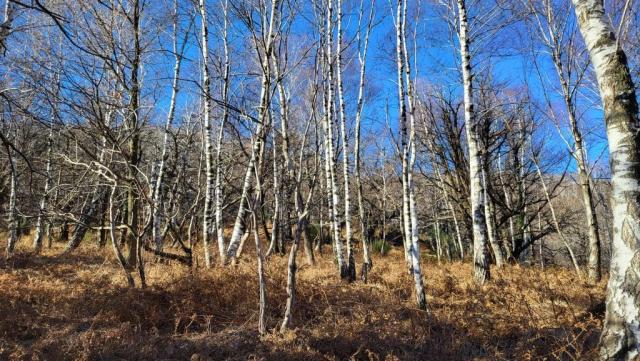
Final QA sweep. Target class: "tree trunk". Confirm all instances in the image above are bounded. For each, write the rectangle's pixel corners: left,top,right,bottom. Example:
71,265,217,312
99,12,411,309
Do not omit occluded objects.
6,148,17,259
153,0,184,252
125,0,141,269
34,125,53,254
323,0,346,277
457,0,490,283
355,0,374,281
572,0,640,358
199,0,215,268
396,0,427,310
215,0,231,264
483,168,504,267
336,0,355,281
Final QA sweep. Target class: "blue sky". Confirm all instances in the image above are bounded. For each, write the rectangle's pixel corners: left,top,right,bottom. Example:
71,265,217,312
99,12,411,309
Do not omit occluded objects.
143,0,612,177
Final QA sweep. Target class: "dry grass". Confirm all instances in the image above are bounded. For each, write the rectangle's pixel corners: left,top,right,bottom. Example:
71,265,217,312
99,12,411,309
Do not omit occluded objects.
0,237,605,360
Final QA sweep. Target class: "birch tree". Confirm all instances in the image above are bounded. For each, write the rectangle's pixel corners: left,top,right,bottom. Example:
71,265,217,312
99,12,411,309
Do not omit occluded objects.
152,0,190,252
4,132,17,258
214,0,231,263
571,0,640,358
226,0,280,264
322,0,346,277
33,124,53,254
335,0,355,281
525,0,602,282
199,0,216,268
354,0,375,281
456,0,490,283
395,0,427,310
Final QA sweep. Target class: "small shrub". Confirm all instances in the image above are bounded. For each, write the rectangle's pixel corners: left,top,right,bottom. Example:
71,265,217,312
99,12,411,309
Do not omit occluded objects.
372,239,389,256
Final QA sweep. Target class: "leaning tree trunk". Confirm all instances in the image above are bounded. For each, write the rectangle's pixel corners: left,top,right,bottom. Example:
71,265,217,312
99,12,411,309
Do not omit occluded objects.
532,149,582,278
457,0,490,284
226,69,269,265
152,0,184,252
572,0,640,359
554,49,602,282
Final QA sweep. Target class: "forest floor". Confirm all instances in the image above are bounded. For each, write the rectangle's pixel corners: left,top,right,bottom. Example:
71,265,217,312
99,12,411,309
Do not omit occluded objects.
0,237,606,361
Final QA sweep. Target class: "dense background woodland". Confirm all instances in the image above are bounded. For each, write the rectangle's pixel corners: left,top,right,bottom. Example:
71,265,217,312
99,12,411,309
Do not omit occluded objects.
0,0,639,359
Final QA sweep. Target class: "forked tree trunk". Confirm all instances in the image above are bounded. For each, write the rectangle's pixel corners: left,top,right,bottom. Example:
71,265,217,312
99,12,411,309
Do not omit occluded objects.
571,0,640,359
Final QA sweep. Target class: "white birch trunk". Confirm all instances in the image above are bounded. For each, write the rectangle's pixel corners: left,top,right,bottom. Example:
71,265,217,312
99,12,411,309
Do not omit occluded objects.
227,0,278,264
323,0,346,277
214,0,231,263
199,0,215,268
530,0,603,281
553,54,602,281
335,0,355,281
396,0,426,310
266,139,280,257
497,152,515,260
153,0,183,251
395,0,412,272
6,149,17,258
457,0,490,283
33,125,53,254
572,0,640,358
354,0,374,281
226,151,255,262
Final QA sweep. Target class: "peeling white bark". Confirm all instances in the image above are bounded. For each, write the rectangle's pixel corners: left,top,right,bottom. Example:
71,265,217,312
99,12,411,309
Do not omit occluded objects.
33,125,53,254
5,147,17,258
199,0,215,268
396,0,426,310
153,0,184,252
336,0,355,281
572,0,640,359
323,0,346,277
456,0,490,284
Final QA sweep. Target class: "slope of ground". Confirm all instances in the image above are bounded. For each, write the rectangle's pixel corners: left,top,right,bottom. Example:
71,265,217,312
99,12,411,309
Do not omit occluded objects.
0,239,605,360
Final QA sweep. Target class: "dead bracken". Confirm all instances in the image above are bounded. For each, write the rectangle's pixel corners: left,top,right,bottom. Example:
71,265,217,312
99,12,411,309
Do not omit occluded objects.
0,240,604,361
